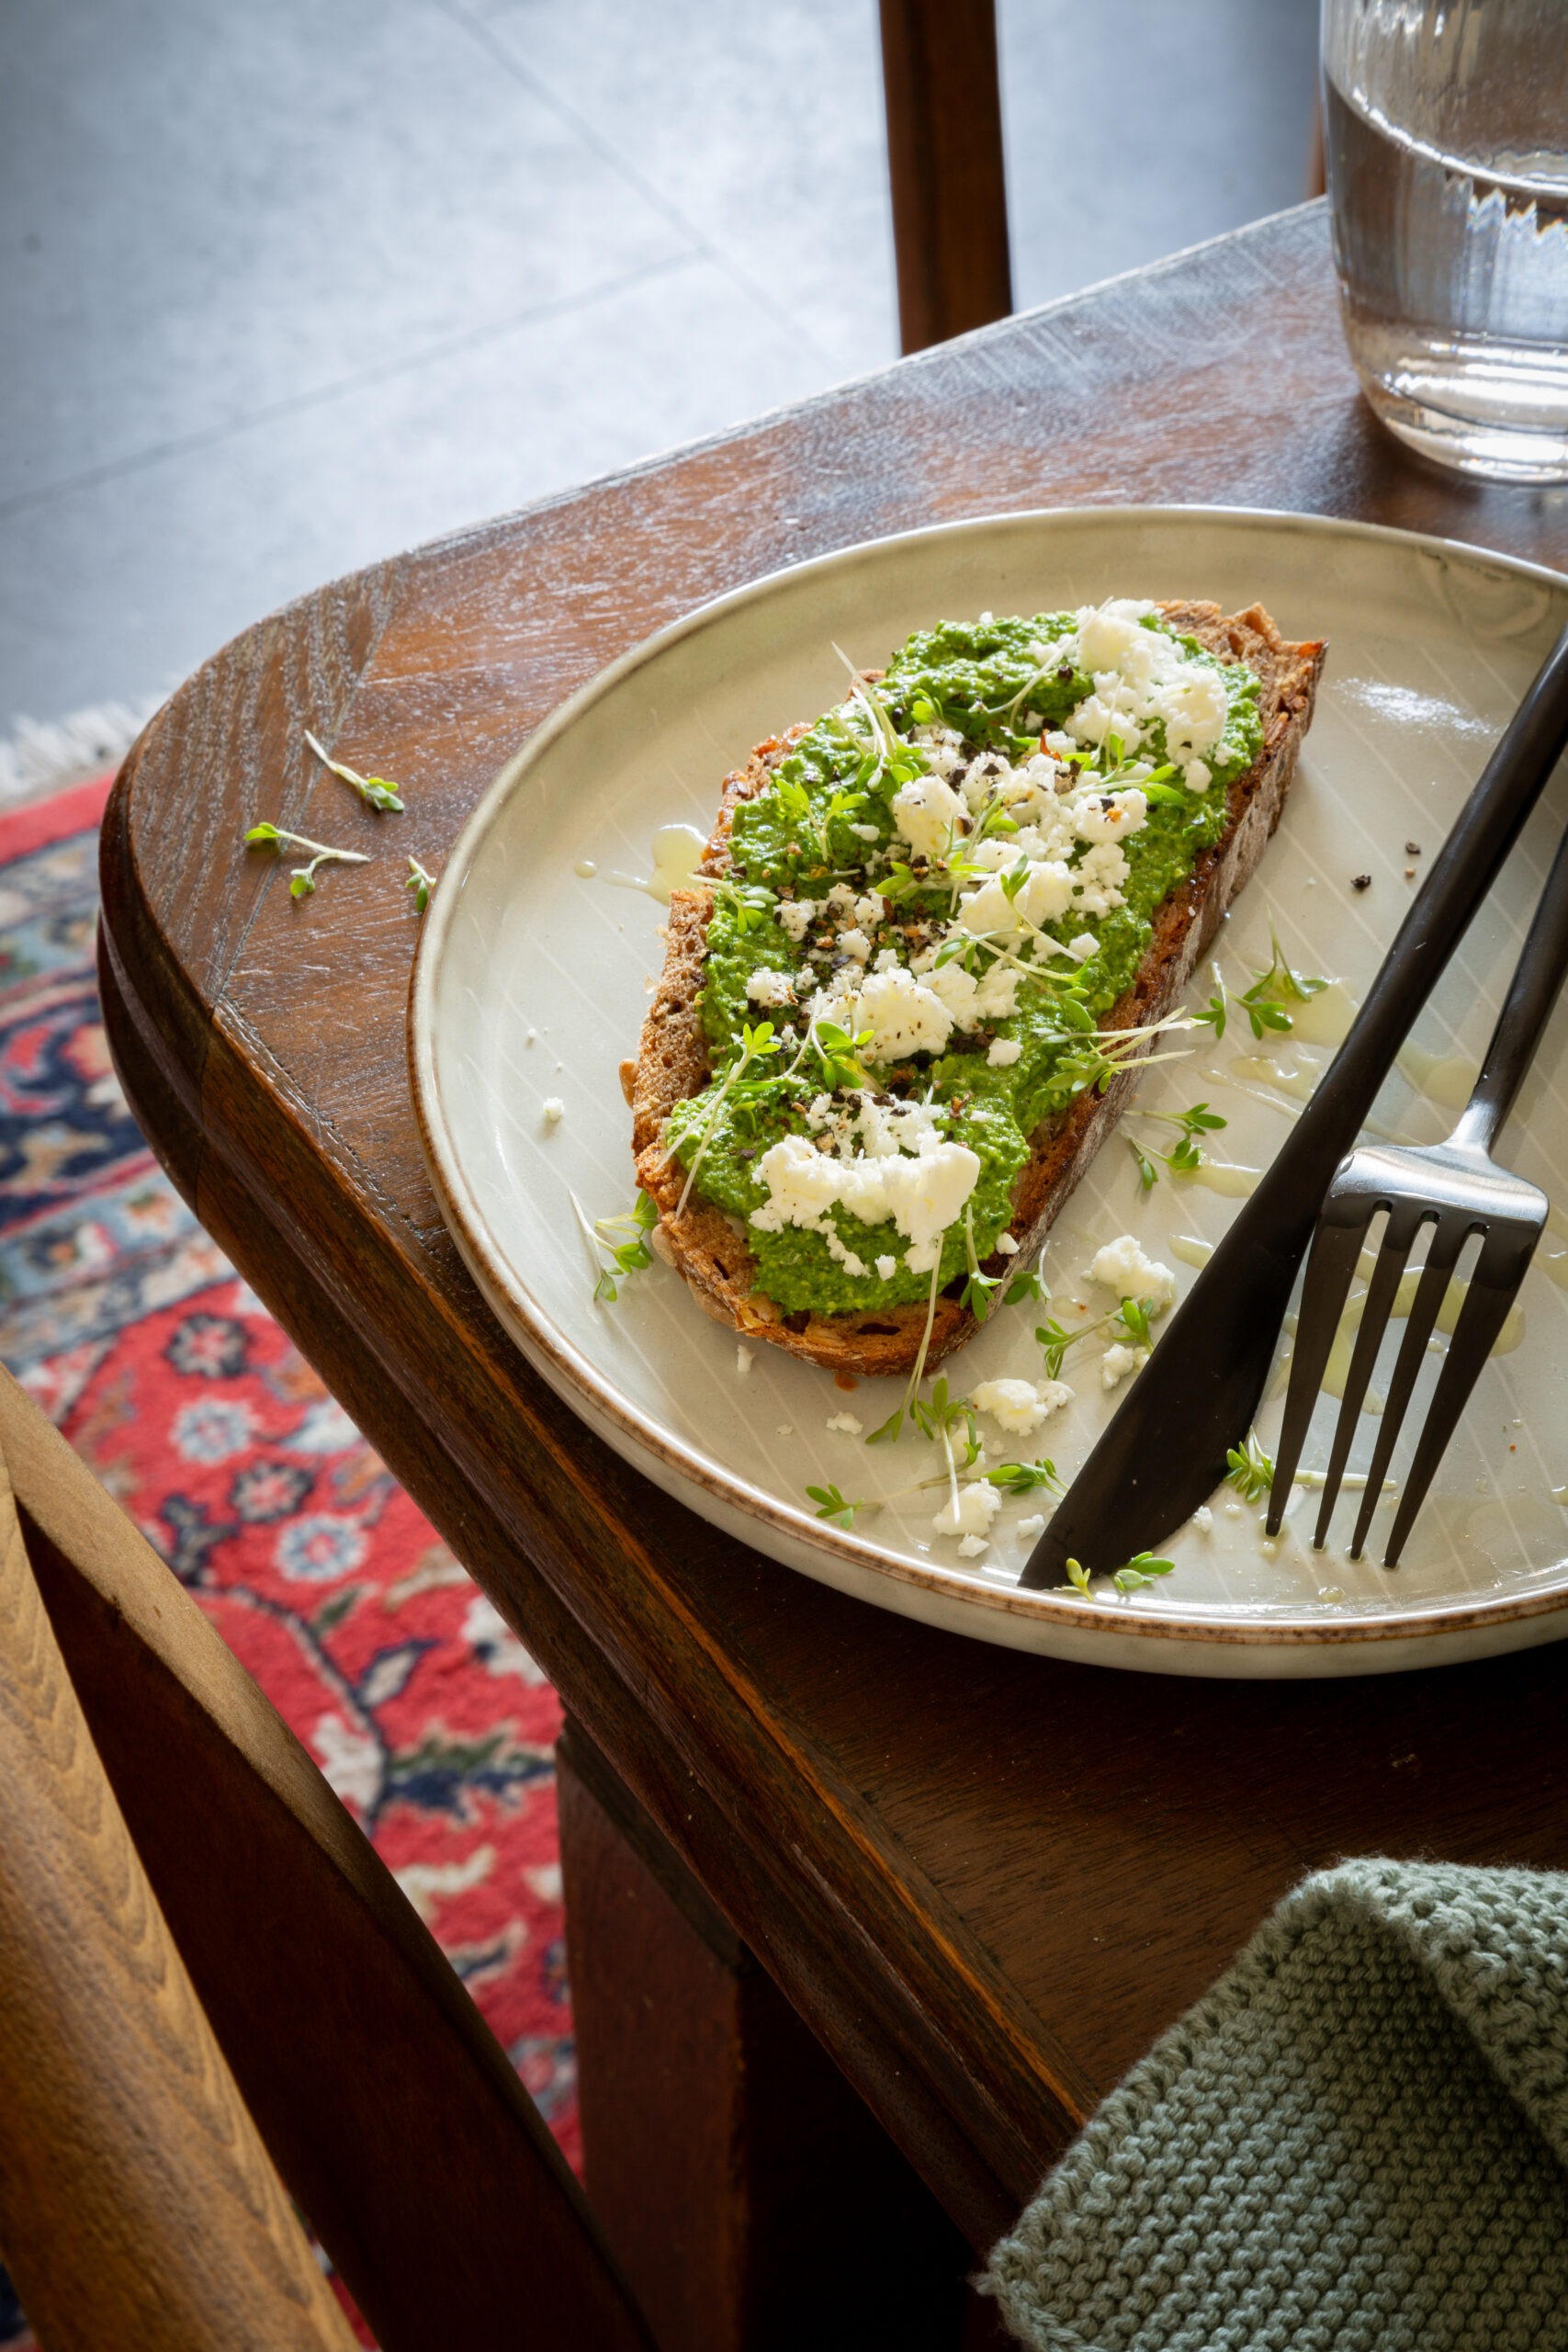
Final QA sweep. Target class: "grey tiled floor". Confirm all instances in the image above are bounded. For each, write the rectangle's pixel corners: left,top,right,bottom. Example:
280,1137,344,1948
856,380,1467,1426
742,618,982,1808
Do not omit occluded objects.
2,0,1317,728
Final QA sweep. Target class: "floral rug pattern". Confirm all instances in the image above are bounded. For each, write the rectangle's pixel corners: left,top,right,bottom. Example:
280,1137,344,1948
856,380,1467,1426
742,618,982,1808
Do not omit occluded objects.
0,781,573,2344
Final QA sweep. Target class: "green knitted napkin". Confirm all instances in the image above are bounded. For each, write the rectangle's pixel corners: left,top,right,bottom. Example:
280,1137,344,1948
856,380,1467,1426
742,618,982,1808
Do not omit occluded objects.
984,1861,1568,2351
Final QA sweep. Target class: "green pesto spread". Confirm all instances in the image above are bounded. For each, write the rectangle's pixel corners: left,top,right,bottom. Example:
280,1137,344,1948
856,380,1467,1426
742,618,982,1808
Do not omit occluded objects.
663,605,1262,1317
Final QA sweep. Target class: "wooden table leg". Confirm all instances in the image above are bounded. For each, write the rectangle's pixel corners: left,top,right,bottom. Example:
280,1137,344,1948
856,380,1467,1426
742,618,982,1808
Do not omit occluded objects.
878,0,1013,352
557,1724,981,2351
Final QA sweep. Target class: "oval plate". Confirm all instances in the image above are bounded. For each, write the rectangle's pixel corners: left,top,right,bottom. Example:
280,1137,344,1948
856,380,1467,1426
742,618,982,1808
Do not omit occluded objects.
411,506,1568,1677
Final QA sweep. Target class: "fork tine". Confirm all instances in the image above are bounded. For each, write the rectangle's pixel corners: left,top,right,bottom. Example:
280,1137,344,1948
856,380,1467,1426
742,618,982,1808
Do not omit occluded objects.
1266,1205,1368,1535
1348,1216,1469,1558
1382,1228,1535,1566
1312,1209,1425,1549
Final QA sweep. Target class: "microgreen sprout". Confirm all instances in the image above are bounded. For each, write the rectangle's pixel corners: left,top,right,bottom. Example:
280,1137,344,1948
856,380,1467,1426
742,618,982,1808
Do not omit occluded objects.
1036,1294,1160,1380
304,729,404,813
1002,1258,1048,1309
802,1449,1056,1528
1065,1557,1092,1596
808,1017,874,1093
1125,1102,1227,1189
909,1377,980,1528
959,1204,1004,1322
774,775,812,826
675,1022,782,1215
867,1250,947,1444
908,1376,980,1465
984,1459,1061,1496
711,878,776,936
571,1191,659,1304
405,856,437,912
1191,968,1230,1041
1113,1552,1177,1594
1049,1005,1199,1103
1225,1430,1276,1502
1235,924,1326,1038
243,821,370,899
807,1483,871,1529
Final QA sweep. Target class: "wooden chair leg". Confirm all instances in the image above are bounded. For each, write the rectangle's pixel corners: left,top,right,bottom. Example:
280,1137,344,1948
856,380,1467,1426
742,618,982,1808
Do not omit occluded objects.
879,0,1013,352
558,1724,976,2352
0,1453,358,2352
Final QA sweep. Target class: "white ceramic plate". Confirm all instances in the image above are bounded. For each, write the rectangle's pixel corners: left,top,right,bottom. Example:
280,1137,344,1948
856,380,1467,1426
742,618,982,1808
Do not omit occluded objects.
412,506,1568,1678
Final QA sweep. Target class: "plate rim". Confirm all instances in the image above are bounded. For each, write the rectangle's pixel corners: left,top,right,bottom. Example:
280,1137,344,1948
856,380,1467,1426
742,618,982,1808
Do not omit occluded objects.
409,501,1568,1657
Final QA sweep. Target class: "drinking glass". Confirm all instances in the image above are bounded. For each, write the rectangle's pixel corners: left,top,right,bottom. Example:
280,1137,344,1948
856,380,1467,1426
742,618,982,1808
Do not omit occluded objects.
1323,0,1568,481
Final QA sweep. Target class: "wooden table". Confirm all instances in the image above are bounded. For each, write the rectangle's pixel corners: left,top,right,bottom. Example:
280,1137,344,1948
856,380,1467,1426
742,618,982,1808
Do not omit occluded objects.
99,203,1568,2350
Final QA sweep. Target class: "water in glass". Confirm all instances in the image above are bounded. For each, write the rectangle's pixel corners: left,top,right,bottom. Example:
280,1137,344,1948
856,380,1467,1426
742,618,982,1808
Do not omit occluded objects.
1324,0,1568,482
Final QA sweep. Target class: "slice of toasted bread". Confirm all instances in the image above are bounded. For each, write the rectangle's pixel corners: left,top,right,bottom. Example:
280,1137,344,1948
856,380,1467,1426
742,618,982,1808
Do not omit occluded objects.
632,602,1325,1377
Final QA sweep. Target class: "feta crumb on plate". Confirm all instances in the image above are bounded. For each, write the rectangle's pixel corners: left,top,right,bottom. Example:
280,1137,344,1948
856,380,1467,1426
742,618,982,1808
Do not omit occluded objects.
997,1233,1020,1256
1017,1514,1045,1541
1192,1504,1213,1532
1089,1233,1176,1309
971,1377,1072,1435
1101,1342,1149,1389
932,1482,1002,1540
736,1346,753,1376
542,1097,564,1125
826,1410,863,1436
957,1534,989,1558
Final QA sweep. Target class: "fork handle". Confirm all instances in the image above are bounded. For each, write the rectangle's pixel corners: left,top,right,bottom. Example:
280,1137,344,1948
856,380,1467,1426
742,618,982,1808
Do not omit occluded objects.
1450,806,1568,1155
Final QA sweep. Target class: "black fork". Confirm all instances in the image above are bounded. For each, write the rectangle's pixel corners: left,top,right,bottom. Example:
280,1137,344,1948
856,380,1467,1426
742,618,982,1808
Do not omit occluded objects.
1268,808,1568,1565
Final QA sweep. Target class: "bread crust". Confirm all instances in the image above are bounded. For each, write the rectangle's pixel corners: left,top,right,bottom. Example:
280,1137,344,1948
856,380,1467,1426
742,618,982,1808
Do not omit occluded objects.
632,604,1325,1376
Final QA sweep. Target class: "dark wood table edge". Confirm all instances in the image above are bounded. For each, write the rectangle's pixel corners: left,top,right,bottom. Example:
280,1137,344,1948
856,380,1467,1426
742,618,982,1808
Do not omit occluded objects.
96,882,1051,2252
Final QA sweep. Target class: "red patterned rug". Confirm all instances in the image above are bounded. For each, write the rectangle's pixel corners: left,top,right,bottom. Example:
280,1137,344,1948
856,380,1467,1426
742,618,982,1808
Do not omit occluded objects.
0,778,573,2344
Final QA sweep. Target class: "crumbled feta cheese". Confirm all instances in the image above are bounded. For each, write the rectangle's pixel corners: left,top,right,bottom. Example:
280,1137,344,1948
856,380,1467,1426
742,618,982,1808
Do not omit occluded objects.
1065,933,1099,962
750,1132,980,1274
525,1028,537,1046
1156,662,1229,760
1017,1514,1045,1541
854,892,886,927
987,1036,1022,1068
542,1098,564,1124
957,1534,989,1559
849,822,881,842
746,967,795,1007
1192,1504,1213,1532
997,1233,1020,1255
891,772,965,863
920,949,1021,1024
872,946,901,972
837,927,872,964
874,1253,898,1281
1089,1235,1177,1311
1184,758,1212,794
826,1410,863,1435
853,966,953,1062
958,860,1076,939
1071,789,1147,845
779,898,818,943
736,1345,753,1377
1224,1501,1243,1519
1070,841,1130,917
932,1482,1002,1539
971,1378,1072,1434
1061,600,1231,770
1101,1342,1149,1388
